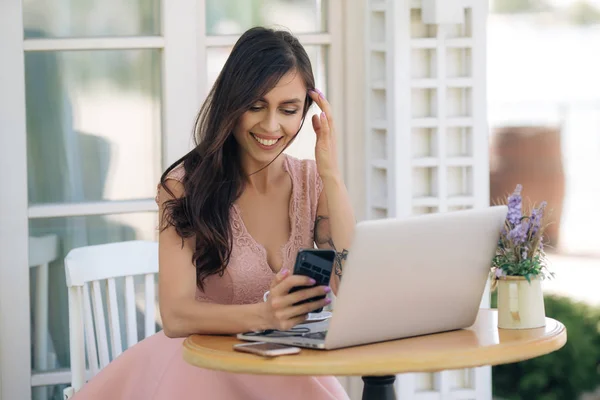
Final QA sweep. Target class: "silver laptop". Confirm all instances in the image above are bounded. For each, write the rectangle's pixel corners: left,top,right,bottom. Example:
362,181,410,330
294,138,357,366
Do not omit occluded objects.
238,205,508,350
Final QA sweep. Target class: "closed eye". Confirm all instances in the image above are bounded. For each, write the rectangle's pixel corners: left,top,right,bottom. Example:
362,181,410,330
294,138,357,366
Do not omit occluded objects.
248,105,298,115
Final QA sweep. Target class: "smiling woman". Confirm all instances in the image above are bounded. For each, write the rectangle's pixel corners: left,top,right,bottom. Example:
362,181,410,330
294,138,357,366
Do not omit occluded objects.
69,27,353,400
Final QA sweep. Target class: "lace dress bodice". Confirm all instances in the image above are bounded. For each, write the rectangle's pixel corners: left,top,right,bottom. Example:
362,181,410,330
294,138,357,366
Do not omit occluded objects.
156,155,323,305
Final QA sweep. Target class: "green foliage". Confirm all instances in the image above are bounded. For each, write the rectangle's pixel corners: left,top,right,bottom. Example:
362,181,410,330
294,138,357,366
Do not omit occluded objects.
493,253,549,283
491,293,600,399
567,1,600,26
492,0,551,14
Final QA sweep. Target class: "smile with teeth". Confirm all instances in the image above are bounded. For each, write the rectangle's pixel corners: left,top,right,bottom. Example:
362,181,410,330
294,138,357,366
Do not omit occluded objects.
251,133,282,147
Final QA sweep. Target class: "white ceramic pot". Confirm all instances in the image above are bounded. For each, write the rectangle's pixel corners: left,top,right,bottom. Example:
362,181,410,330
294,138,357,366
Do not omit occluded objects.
497,276,546,329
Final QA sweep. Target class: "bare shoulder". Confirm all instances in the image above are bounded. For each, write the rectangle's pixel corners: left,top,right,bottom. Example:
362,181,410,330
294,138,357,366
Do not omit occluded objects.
285,154,313,168
157,178,184,204
285,155,318,180
165,163,186,183
156,163,186,206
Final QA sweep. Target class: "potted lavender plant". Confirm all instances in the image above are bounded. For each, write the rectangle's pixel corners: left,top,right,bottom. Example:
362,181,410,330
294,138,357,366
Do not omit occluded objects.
491,184,555,329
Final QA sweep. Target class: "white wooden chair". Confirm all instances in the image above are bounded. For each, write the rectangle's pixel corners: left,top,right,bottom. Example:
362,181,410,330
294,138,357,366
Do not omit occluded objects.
29,234,59,400
62,240,159,399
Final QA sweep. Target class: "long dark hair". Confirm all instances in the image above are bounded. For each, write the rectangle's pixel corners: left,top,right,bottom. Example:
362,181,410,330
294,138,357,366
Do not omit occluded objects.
160,27,316,290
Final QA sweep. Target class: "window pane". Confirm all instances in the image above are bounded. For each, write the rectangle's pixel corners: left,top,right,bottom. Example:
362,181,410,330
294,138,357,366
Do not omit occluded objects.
28,212,158,374
32,384,68,400
205,45,328,161
23,0,161,38
206,0,328,35
24,50,162,204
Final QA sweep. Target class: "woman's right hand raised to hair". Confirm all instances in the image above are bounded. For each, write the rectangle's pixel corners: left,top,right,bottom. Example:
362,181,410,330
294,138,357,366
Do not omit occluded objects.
261,268,331,331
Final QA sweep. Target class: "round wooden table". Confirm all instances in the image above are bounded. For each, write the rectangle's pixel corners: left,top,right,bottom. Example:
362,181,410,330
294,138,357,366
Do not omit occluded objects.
182,309,566,400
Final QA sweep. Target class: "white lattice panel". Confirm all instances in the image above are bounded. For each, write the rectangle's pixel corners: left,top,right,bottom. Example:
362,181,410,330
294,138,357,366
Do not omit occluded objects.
365,0,491,399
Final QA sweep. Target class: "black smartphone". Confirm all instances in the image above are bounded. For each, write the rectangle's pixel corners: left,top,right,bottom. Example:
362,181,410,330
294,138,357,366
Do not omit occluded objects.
289,249,335,313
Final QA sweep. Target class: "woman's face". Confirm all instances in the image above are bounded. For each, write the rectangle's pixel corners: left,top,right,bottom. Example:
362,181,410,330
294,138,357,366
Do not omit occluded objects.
233,70,307,167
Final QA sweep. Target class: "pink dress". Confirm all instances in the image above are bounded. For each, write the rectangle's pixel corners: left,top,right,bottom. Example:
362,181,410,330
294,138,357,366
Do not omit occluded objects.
72,155,349,400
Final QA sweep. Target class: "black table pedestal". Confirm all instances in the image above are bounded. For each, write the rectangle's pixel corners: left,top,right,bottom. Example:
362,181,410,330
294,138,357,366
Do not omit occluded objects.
362,375,396,400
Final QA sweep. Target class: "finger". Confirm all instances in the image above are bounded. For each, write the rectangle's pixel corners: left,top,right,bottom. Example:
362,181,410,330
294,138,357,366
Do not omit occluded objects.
281,285,330,308
308,89,334,130
278,297,331,320
319,112,330,140
311,113,321,135
309,91,335,149
277,275,317,294
270,274,313,297
308,89,321,103
278,314,309,332
270,268,290,290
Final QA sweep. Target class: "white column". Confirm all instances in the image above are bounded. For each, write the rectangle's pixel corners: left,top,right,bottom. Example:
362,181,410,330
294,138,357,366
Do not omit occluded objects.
0,1,32,399
364,0,491,398
163,0,202,167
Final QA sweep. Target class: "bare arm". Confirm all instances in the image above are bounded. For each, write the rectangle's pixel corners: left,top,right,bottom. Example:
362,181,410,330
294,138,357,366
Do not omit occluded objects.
157,179,327,337
313,175,355,295
306,89,356,295
157,179,267,337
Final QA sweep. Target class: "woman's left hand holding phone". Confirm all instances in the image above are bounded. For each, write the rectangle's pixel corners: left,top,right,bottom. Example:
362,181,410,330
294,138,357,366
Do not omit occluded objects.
260,268,331,331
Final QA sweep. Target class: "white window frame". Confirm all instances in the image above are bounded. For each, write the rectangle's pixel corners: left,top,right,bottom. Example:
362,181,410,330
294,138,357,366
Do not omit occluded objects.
0,0,200,397
0,1,30,398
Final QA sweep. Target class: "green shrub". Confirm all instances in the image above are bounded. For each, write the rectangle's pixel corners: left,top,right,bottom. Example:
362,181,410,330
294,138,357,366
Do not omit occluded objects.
490,293,600,400
491,0,551,14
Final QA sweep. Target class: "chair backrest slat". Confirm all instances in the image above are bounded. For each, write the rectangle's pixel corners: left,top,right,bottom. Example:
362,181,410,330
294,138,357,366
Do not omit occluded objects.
144,273,156,338
90,280,110,368
82,283,99,376
124,276,138,348
106,278,123,359
67,286,86,391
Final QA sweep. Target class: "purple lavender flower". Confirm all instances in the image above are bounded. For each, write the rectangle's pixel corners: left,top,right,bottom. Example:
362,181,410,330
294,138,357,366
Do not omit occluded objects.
530,201,547,237
495,268,507,278
506,184,523,226
508,218,530,245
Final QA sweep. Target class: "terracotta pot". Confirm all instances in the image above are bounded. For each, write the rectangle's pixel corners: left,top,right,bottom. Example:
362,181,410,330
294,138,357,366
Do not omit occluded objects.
497,276,546,329
490,126,565,250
